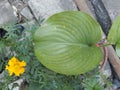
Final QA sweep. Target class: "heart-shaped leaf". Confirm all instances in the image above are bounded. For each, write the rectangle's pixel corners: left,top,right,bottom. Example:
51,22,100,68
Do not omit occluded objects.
33,11,103,75
107,16,120,57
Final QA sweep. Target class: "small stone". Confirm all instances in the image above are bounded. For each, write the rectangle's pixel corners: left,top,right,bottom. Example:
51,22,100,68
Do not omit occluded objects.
0,0,17,25
21,7,33,20
8,79,24,90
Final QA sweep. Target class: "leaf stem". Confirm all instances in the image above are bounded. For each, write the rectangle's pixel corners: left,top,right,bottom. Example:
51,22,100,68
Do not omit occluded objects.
99,43,114,47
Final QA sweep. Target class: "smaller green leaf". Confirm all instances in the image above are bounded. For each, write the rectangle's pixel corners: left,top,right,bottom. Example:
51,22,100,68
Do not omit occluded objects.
107,16,120,57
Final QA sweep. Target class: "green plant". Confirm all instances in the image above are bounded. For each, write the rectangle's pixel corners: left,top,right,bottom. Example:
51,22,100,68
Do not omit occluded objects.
33,11,120,75
82,77,104,90
0,23,40,89
1,10,120,90
33,11,103,75
0,23,88,90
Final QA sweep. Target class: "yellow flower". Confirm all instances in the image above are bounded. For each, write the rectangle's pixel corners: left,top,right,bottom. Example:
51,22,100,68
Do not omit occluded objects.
5,57,26,76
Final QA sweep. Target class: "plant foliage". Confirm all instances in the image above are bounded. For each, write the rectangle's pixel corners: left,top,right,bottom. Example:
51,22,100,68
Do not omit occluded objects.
107,16,120,57
34,11,103,75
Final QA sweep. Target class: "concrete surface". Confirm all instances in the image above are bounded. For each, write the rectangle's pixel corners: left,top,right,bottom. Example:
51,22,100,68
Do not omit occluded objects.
28,0,77,20
0,0,17,25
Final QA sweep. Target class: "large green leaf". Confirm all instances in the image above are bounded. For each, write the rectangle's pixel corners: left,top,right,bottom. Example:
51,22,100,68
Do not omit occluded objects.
33,11,103,75
107,16,120,57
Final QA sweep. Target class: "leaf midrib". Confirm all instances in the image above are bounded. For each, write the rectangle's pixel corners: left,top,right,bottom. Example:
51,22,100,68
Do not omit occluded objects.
36,41,92,48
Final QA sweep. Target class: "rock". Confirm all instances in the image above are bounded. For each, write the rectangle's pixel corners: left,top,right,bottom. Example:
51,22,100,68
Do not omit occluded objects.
28,0,77,20
0,0,17,25
8,79,24,90
21,7,33,20
102,0,120,21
